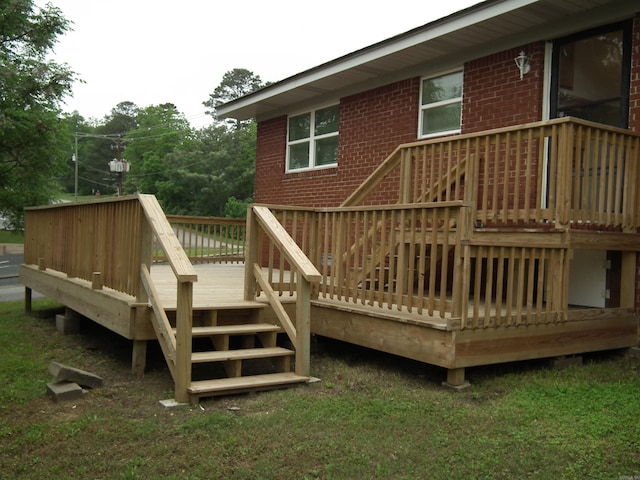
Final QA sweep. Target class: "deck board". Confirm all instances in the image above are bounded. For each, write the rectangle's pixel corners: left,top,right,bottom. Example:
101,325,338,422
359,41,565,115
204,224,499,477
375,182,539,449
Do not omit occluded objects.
150,263,248,309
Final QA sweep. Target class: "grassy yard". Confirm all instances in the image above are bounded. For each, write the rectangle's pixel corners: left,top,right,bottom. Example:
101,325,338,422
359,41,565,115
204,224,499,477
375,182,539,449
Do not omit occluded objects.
0,299,638,479
0,229,24,243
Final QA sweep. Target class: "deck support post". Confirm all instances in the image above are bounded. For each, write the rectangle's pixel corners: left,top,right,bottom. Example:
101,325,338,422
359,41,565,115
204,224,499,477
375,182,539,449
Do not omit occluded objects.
620,252,636,308
25,287,32,314
175,281,194,404
295,280,311,377
442,368,471,391
244,207,258,301
132,340,147,377
92,272,103,290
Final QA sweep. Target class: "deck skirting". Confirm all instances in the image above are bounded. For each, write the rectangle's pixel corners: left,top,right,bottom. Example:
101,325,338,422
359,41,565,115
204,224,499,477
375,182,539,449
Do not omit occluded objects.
20,264,155,340
307,297,638,370
20,262,639,382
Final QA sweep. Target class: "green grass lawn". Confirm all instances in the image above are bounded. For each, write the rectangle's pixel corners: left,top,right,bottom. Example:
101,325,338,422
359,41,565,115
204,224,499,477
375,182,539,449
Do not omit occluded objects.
1,299,639,479
0,229,24,243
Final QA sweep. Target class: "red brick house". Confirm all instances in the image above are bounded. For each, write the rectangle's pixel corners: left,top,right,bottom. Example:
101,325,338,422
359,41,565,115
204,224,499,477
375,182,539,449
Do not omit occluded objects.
17,1,640,401
214,0,640,385
219,0,639,206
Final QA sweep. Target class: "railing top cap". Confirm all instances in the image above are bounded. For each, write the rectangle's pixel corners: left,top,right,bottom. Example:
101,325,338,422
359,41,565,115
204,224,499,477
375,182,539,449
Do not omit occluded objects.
395,117,639,151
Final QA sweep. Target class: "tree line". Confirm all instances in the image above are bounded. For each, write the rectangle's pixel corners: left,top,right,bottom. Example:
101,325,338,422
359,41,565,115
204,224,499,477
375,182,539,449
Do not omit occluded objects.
1,1,264,229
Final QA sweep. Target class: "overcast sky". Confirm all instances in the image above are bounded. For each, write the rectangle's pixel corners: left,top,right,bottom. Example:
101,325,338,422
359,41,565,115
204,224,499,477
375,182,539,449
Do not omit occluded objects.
41,1,482,128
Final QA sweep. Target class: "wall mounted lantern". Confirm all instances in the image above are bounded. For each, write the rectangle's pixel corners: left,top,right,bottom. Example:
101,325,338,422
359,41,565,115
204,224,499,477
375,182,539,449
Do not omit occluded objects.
514,51,531,80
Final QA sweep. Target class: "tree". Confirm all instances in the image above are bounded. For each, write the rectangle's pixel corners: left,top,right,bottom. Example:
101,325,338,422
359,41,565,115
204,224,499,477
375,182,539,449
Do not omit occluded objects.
203,68,265,129
123,103,193,195
0,0,75,228
146,122,256,217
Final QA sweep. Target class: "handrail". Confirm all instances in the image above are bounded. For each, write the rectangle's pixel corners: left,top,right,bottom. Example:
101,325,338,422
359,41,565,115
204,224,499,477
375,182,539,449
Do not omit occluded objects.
342,148,403,206
138,195,198,282
137,194,196,403
252,205,321,282
244,205,321,377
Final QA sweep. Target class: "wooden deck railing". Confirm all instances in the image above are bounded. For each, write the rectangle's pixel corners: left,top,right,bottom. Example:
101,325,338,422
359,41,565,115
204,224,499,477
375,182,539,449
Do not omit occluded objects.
244,205,321,376
160,215,245,264
24,196,147,295
262,203,569,330
138,195,197,403
343,117,640,231
23,194,198,403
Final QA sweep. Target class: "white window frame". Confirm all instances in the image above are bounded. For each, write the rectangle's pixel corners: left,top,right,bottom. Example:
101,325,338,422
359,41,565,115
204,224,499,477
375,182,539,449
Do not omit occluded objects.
418,68,463,138
286,104,339,173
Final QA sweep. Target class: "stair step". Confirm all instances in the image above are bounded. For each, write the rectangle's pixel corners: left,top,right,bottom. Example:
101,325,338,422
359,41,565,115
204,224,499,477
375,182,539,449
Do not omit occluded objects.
188,372,309,396
174,323,282,337
191,347,294,363
164,301,267,312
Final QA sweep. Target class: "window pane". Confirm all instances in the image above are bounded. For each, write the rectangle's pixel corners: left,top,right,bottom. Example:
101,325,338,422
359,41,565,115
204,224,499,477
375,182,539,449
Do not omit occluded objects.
422,71,463,105
315,105,339,135
557,29,625,127
289,142,310,170
315,136,338,166
289,113,310,141
421,103,461,135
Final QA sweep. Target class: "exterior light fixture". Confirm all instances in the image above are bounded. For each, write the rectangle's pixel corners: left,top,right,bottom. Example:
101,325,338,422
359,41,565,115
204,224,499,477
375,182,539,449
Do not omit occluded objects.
514,51,530,80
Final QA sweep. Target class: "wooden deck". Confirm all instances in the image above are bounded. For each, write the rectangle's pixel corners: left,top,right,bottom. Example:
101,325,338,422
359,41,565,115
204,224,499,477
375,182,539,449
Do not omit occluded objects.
151,263,249,309
19,119,640,399
23,258,637,382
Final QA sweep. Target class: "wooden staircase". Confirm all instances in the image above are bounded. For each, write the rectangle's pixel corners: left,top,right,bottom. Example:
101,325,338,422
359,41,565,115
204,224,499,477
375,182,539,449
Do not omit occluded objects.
163,303,309,401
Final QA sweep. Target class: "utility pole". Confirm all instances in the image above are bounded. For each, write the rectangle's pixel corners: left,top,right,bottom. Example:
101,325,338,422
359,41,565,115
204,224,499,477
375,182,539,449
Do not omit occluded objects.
108,137,130,196
73,133,79,202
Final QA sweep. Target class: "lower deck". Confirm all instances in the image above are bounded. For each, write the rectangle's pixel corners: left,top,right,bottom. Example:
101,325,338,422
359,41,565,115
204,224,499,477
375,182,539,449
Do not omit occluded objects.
20,261,638,387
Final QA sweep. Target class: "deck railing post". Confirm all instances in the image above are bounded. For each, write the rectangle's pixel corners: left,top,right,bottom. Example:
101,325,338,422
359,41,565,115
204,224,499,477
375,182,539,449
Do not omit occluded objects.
556,122,574,227
174,281,193,403
295,279,311,376
452,204,473,325
244,206,259,301
630,136,640,231
399,149,414,203
308,212,320,299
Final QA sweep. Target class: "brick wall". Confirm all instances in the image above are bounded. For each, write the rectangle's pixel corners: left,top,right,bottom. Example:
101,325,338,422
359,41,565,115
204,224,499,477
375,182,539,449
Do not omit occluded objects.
254,79,420,207
254,19,640,312
462,42,545,132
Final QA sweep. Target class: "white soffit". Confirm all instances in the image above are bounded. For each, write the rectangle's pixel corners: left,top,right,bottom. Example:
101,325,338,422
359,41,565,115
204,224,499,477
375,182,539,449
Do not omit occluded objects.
217,0,637,121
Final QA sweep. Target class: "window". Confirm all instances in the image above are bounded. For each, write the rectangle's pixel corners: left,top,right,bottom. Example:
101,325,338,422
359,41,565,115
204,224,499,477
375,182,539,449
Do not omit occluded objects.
419,70,463,137
287,104,339,172
550,21,632,128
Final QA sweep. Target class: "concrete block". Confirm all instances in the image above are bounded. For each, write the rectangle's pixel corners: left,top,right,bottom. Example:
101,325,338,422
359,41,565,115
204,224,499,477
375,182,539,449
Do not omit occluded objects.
441,381,472,392
48,362,103,389
159,399,190,408
46,381,85,402
627,347,640,359
55,314,81,335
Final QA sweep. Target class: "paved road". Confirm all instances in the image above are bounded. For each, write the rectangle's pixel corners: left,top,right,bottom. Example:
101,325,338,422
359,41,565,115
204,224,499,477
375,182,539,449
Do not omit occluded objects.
0,253,22,279
0,253,44,302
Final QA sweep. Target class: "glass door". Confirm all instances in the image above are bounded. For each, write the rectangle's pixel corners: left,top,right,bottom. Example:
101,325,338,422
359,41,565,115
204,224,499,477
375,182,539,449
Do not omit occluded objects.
550,21,632,128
